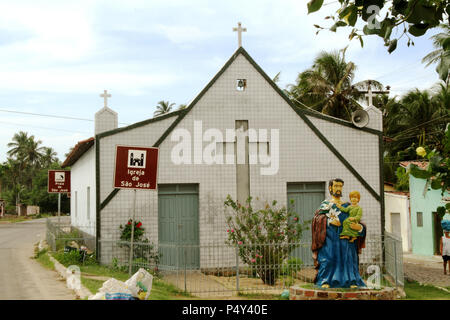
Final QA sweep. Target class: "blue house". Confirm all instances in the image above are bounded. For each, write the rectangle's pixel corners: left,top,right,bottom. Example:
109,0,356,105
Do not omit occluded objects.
402,161,450,256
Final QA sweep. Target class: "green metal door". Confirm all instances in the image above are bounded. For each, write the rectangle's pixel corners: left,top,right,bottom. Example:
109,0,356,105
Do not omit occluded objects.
287,182,325,266
158,184,199,269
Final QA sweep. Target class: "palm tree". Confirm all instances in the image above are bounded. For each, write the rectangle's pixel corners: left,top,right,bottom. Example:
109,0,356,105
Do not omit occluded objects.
7,131,30,161
390,89,449,153
6,132,45,189
178,104,187,110
22,136,46,168
154,101,175,117
286,48,383,121
40,147,59,168
422,24,450,84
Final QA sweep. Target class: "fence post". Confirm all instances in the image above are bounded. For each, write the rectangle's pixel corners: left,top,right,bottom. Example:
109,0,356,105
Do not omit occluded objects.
128,190,137,276
235,246,239,293
184,246,187,293
393,240,398,288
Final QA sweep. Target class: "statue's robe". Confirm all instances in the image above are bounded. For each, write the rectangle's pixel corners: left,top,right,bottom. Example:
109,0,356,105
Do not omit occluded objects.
311,201,366,288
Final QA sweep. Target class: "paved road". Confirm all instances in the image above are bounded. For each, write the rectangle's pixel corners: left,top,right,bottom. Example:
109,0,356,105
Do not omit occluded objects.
403,254,450,289
0,219,75,300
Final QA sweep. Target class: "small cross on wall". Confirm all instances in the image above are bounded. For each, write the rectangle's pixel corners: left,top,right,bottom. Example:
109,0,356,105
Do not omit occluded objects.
100,90,111,108
233,22,247,48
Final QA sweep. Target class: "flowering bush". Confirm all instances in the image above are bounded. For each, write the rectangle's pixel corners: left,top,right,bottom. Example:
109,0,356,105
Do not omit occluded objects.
224,195,308,285
119,219,161,269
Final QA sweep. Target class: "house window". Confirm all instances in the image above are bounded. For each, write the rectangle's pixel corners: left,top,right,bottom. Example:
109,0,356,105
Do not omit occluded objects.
417,212,423,227
87,187,90,220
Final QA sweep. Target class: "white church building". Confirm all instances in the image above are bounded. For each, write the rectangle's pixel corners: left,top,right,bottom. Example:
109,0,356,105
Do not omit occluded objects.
62,46,385,268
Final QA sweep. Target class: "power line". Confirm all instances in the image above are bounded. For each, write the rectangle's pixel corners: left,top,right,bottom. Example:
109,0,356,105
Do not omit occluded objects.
392,115,450,137
389,130,445,142
0,120,91,135
0,108,130,125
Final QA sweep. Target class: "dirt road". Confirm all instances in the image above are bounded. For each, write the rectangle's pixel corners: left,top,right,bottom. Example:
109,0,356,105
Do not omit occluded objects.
0,218,75,300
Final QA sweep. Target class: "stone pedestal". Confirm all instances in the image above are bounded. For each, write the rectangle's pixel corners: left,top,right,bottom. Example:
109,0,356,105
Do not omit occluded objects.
289,286,396,300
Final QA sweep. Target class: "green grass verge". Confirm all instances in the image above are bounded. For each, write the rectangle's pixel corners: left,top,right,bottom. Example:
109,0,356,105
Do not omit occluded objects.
34,249,55,270
237,292,285,300
50,254,194,300
80,277,104,294
403,280,450,300
0,216,31,223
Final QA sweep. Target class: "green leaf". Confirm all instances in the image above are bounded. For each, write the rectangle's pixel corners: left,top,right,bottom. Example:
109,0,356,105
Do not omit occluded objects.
431,179,442,190
307,0,324,14
388,39,397,53
409,23,429,37
384,25,392,41
410,165,432,179
347,6,358,27
359,35,364,48
437,206,446,219
446,203,450,210
363,25,380,35
330,21,347,32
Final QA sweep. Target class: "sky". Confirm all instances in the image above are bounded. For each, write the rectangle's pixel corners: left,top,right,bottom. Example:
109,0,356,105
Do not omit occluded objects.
0,0,443,163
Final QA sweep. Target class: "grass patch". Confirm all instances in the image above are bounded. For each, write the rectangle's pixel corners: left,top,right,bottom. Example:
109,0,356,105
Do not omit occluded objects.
80,277,104,294
403,280,450,300
34,249,55,270
52,250,97,268
50,255,194,300
79,265,130,281
237,291,285,300
0,216,31,223
149,278,193,300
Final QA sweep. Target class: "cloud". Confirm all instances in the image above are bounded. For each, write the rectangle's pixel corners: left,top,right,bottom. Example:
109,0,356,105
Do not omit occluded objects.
155,24,212,45
0,68,180,95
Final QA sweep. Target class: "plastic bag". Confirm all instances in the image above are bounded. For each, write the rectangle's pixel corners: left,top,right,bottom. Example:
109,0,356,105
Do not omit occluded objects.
105,293,134,300
99,278,132,295
88,292,106,300
125,268,153,300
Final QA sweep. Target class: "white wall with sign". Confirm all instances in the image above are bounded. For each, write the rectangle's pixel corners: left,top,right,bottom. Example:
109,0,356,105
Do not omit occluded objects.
70,146,96,235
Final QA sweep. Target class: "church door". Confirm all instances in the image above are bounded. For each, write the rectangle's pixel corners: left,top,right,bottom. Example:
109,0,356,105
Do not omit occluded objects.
158,184,199,269
287,182,325,266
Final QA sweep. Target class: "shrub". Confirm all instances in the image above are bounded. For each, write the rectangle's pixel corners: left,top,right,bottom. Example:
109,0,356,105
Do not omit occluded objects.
119,220,161,267
224,195,308,285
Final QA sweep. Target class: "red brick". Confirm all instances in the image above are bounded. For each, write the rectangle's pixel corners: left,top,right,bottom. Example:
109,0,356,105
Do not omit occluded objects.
328,292,340,299
304,290,315,297
344,292,358,299
317,291,328,298
295,289,303,295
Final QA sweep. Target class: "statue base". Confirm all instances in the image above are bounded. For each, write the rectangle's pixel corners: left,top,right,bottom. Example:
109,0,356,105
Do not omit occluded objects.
289,285,397,300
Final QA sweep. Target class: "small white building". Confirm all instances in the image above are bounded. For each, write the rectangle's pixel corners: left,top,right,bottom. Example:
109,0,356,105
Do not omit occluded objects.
384,190,411,252
63,47,385,268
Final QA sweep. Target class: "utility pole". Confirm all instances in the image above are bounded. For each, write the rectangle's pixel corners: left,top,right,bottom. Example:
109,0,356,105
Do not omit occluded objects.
356,80,390,107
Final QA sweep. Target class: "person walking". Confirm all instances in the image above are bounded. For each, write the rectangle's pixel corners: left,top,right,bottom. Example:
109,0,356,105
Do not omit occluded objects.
440,230,450,275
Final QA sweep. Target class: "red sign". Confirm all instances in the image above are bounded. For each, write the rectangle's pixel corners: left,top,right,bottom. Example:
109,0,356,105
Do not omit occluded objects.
48,170,71,193
113,145,159,190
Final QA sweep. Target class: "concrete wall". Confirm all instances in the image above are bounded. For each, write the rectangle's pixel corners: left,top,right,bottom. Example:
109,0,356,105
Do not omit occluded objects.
97,52,383,267
70,146,96,236
410,175,449,256
384,192,410,252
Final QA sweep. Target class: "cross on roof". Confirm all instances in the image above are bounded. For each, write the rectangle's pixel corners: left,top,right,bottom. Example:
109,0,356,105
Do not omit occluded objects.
100,90,111,108
357,81,390,107
233,22,247,48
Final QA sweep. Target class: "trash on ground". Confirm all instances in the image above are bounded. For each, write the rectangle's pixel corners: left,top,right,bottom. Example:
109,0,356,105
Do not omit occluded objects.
88,278,134,300
281,289,290,299
88,292,106,300
125,268,153,300
105,292,134,300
